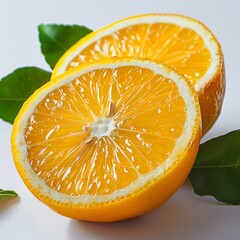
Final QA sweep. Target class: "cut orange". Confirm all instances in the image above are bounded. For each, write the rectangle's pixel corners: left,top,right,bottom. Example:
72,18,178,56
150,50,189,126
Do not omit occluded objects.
12,58,201,222
52,14,225,135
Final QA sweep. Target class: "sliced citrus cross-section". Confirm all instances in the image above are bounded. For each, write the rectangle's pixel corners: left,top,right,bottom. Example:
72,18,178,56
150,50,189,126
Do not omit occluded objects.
12,58,201,222
52,14,225,135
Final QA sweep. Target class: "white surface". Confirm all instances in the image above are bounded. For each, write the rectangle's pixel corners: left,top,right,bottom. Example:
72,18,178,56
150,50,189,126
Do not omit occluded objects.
0,0,240,239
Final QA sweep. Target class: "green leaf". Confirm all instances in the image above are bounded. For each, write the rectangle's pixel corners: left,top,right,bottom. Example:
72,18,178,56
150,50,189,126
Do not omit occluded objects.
189,130,240,205
0,189,18,200
0,67,51,124
38,24,92,69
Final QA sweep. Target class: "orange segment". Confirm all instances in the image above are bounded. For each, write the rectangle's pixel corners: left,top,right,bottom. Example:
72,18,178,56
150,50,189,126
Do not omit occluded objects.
53,14,225,135
12,58,201,222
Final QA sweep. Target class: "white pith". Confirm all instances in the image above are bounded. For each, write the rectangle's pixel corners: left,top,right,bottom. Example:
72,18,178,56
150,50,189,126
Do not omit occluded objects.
90,117,115,138
53,14,220,92
14,59,198,204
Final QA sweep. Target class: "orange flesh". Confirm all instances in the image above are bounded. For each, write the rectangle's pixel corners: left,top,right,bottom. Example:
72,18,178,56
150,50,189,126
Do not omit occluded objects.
67,23,211,85
25,66,186,196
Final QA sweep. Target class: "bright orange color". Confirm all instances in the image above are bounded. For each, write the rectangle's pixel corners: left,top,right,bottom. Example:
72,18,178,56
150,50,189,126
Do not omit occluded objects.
52,14,225,135
66,25,210,86
12,59,201,222
25,66,186,196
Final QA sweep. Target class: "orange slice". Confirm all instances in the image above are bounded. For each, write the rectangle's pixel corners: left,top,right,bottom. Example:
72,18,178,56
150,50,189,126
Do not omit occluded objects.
52,14,225,135
12,58,201,222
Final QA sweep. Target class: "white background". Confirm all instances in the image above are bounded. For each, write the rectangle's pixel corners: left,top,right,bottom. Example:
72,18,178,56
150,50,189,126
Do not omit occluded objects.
1,0,240,239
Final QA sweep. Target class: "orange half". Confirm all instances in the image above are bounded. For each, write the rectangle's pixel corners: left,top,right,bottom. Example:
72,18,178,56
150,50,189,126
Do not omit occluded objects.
12,58,201,222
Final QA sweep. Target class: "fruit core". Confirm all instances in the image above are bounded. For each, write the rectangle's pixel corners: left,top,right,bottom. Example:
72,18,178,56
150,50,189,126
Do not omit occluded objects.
90,117,115,138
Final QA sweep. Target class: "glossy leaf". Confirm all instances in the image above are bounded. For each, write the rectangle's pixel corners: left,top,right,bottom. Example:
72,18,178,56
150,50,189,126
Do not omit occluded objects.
0,189,18,200
0,67,51,124
189,130,240,205
38,24,92,69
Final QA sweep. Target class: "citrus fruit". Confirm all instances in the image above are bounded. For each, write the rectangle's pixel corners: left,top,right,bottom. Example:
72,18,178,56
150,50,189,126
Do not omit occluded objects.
12,58,201,222
52,14,225,135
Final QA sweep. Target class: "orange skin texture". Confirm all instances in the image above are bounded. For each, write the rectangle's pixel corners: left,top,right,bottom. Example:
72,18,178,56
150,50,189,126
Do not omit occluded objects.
199,58,225,135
